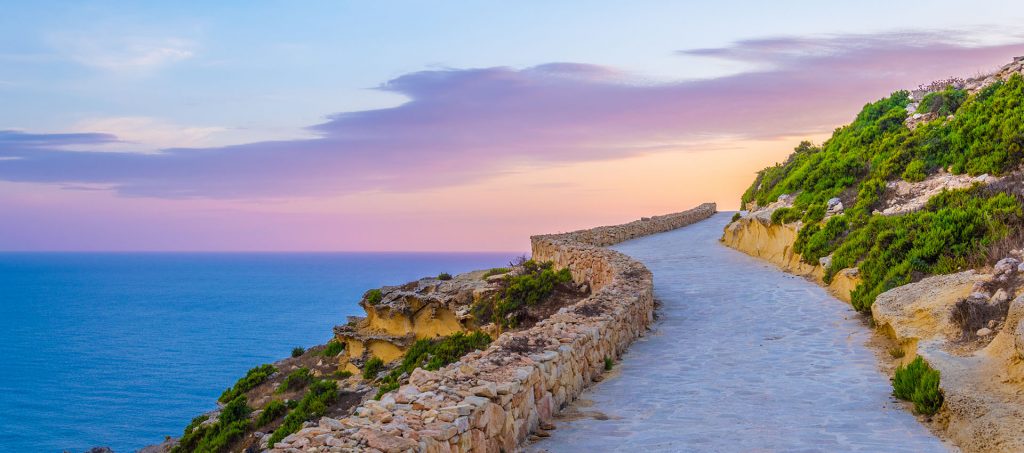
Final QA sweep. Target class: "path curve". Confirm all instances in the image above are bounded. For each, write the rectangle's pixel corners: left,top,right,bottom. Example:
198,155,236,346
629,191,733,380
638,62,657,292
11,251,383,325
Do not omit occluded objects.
531,212,950,452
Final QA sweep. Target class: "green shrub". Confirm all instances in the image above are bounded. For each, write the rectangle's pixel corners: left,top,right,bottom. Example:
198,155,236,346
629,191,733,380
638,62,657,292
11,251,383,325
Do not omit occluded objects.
171,395,252,453
218,364,276,404
901,159,928,182
730,212,741,223
267,380,338,447
437,272,452,280
893,356,943,415
374,331,492,399
362,357,384,379
256,400,287,427
291,347,305,358
473,261,573,328
770,207,801,225
482,267,510,279
365,288,383,304
801,203,826,224
333,370,353,379
321,340,345,357
604,357,613,371
277,367,314,393
917,86,967,117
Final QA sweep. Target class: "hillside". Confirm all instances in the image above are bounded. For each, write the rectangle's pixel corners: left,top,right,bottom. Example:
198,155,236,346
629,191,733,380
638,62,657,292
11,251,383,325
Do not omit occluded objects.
724,57,1024,452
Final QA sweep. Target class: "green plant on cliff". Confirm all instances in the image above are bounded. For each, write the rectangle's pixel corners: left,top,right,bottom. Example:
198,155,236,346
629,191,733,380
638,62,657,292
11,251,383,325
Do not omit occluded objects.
291,346,305,357
770,207,801,225
373,331,492,399
437,272,452,280
267,379,338,447
255,399,288,427
917,86,967,116
472,260,573,328
218,364,276,404
365,288,383,304
362,356,384,379
172,395,252,453
321,339,345,357
277,367,314,393
893,356,943,415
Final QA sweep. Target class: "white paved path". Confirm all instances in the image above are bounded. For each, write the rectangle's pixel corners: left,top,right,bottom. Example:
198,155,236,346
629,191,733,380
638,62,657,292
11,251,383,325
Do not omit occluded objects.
531,212,950,453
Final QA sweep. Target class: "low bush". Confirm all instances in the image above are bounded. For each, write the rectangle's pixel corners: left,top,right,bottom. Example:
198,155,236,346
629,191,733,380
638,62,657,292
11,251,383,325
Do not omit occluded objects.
373,331,492,399
901,159,927,182
730,212,741,223
218,364,276,404
365,288,383,304
172,395,252,453
267,380,338,447
604,357,613,371
917,86,967,117
277,367,314,393
770,207,801,225
255,400,287,427
473,260,573,328
291,347,305,358
333,370,353,379
482,267,510,279
321,340,345,357
437,272,452,280
893,356,943,415
362,357,384,379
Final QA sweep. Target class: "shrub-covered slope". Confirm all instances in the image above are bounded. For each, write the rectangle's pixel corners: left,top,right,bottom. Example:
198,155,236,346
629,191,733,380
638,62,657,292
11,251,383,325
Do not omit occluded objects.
740,73,1024,311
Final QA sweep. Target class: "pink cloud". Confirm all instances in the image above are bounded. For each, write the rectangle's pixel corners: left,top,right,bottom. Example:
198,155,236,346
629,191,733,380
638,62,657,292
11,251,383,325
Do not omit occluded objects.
2,31,1023,199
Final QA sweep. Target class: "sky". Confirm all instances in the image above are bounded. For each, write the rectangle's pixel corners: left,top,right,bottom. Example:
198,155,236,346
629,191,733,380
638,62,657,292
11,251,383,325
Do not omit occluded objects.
3,1,1024,251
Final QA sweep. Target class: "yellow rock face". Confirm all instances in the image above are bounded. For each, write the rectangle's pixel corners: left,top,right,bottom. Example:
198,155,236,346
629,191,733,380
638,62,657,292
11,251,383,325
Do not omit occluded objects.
721,217,859,304
367,339,405,363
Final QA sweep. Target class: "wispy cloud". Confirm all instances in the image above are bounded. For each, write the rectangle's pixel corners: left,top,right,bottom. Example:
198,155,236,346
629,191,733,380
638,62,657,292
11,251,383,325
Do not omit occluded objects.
2,30,1023,199
69,117,226,152
52,34,195,71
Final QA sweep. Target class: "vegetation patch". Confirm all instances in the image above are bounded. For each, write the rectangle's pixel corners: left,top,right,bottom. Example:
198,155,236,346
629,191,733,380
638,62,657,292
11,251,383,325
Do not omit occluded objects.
482,267,510,279
365,288,383,304
218,364,276,404
362,357,384,380
893,356,944,415
372,331,492,399
255,399,288,427
472,260,573,328
741,76,1024,312
172,395,251,453
267,380,338,447
291,347,305,358
321,339,345,357
437,272,452,280
277,367,314,393
770,207,801,225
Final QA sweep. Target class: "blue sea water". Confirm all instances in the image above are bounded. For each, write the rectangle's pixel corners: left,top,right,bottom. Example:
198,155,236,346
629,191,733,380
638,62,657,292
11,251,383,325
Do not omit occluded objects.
0,252,515,453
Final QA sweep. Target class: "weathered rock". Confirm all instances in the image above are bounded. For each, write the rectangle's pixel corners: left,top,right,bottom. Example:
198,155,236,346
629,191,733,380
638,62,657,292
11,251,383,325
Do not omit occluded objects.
977,327,993,336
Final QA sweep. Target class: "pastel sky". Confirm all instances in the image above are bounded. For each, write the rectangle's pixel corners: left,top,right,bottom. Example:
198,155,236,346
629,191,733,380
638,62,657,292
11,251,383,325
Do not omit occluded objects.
3,1,1024,251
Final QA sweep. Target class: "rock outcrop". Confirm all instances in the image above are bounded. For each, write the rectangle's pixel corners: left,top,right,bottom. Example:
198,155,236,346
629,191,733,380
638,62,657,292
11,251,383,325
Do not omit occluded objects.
267,203,716,452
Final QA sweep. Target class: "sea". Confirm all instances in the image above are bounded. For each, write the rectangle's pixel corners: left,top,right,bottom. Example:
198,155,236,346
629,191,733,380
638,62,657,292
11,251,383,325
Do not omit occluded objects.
0,252,516,453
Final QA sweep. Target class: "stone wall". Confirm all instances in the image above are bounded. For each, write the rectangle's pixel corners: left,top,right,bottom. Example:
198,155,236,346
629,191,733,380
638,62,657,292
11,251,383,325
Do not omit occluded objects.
269,203,716,452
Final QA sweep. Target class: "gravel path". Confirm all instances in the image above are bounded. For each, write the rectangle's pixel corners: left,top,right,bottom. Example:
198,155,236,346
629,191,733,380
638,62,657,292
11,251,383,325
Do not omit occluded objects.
530,212,950,452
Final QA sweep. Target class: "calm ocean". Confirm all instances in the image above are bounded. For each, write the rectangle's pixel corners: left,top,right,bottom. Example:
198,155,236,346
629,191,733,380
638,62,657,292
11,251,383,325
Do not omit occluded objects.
0,252,515,453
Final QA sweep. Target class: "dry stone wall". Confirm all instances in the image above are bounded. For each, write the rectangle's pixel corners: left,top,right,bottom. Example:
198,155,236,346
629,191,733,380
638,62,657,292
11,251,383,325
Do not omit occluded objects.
269,203,716,452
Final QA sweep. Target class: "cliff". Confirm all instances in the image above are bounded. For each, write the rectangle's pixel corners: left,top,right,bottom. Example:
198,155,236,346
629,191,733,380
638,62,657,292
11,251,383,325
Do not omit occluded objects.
723,56,1024,452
